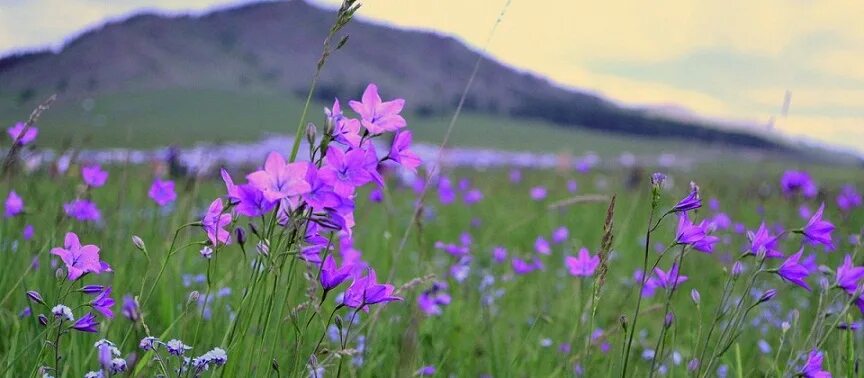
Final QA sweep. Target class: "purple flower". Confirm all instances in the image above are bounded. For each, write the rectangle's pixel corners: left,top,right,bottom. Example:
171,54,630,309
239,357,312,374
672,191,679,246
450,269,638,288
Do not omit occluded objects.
7,122,37,145
223,168,279,217
387,131,421,172
676,214,706,245
835,255,864,294
651,172,667,186
417,282,451,316
492,246,507,263
202,198,232,245
71,312,99,333
342,269,402,311
348,83,406,134
509,169,522,183
799,349,831,378
122,295,140,322
22,224,34,240
166,339,191,356
710,213,732,230
747,223,784,259
463,189,483,205
776,249,810,291
319,146,373,197
303,164,342,211
692,231,719,254
552,226,569,244
438,177,455,204
530,186,547,200
800,203,834,249
90,287,115,318
567,179,578,193
781,170,817,199
369,188,383,203
148,178,176,206
634,270,660,297
320,255,352,291
246,152,311,202
416,366,436,376
50,232,108,281
82,164,108,187
565,248,600,277
672,182,701,213
512,257,535,275
4,190,23,217
654,263,688,289
535,236,551,255
26,290,45,305
836,185,862,212
63,199,102,222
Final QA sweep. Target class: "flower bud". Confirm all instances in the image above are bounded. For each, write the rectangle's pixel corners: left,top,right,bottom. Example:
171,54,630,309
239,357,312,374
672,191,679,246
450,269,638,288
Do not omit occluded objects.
781,321,791,332
687,358,700,372
305,122,317,145
249,223,261,238
619,315,628,332
26,290,45,305
690,289,700,305
257,241,269,257
132,235,146,251
325,116,336,136
235,227,246,246
651,172,667,187
732,261,744,278
55,268,65,280
819,277,830,291
37,314,48,326
187,291,200,305
757,289,777,304
664,312,675,329
79,285,105,295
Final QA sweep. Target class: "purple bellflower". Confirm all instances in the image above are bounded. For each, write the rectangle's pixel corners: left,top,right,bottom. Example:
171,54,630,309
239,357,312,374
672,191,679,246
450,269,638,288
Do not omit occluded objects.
565,248,600,277
348,84,407,135
775,249,811,291
7,122,37,145
800,203,834,249
246,151,311,202
51,232,109,281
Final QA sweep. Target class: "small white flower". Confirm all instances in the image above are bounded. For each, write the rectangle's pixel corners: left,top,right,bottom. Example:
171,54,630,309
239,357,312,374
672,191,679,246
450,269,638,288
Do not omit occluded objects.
51,305,74,321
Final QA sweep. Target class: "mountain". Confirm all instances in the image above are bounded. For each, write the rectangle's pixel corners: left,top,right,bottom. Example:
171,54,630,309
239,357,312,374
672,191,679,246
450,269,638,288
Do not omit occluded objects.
0,0,785,150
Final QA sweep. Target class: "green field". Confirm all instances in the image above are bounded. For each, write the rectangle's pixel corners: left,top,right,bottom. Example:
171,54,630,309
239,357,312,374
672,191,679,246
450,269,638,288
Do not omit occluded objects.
1,158,862,376
2,89,771,158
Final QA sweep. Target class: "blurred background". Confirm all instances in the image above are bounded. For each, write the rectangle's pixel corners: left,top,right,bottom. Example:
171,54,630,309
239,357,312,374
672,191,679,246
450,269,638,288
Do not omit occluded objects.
1,0,862,168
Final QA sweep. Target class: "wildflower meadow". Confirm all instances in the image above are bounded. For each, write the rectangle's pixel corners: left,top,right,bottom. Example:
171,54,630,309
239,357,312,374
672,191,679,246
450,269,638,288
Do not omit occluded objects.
1,1,863,378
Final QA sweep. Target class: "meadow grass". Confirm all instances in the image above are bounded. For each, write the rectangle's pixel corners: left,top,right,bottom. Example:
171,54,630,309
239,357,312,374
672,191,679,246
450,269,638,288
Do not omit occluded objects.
1,161,861,376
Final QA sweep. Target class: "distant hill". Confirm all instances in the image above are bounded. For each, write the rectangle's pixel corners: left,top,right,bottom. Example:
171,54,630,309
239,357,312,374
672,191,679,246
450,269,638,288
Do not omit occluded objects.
0,0,786,150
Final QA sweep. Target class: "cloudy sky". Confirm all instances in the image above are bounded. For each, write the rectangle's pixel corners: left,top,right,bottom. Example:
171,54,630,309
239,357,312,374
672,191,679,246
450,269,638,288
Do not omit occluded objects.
1,0,862,154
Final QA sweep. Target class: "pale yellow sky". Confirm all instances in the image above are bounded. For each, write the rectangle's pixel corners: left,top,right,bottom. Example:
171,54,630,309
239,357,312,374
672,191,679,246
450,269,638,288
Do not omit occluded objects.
1,0,862,154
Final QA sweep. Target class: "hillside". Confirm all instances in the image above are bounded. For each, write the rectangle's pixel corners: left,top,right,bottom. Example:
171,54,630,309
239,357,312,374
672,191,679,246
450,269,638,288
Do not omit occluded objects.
0,0,784,150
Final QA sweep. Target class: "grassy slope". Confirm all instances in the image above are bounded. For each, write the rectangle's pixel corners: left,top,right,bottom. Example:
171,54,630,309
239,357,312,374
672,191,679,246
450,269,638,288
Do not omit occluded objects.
1,89,735,157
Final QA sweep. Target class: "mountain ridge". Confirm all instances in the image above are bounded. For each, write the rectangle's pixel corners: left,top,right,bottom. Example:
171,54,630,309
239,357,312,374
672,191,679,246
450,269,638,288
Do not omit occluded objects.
0,0,788,151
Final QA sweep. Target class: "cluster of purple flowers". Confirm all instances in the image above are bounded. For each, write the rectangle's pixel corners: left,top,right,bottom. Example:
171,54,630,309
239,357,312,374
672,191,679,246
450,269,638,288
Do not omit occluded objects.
62,164,109,222
205,84,411,315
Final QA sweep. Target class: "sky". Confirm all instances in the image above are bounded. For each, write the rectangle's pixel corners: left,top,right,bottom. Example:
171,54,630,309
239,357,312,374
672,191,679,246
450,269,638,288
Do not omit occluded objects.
1,0,862,154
